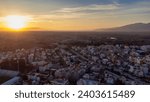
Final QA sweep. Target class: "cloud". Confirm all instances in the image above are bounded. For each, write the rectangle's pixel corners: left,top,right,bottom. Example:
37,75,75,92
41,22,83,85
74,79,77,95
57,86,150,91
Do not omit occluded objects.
53,3,120,13
119,1,150,15
1,1,150,21
30,3,120,21
12,1,150,24
25,27,42,30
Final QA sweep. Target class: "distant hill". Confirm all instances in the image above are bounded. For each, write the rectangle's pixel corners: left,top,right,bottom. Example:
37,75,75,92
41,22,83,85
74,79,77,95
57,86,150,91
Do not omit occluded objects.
96,23,150,32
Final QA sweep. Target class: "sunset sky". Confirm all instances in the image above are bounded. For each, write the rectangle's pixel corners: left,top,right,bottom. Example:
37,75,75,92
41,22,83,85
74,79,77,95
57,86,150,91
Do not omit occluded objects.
0,0,150,31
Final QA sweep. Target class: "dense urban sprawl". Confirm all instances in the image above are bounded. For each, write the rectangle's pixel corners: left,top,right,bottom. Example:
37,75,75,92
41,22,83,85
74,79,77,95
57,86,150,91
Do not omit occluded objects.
0,44,150,85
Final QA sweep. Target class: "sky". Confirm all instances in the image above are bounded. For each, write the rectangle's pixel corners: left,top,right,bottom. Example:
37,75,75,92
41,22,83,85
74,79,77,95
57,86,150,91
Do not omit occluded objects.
0,0,150,31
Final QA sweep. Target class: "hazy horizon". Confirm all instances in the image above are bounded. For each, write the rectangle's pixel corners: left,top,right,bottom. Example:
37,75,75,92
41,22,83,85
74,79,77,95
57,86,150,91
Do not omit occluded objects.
0,0,150,31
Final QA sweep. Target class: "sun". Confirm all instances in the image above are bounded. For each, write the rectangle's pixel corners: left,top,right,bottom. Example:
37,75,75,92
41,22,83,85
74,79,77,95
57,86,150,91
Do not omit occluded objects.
5,15,29,30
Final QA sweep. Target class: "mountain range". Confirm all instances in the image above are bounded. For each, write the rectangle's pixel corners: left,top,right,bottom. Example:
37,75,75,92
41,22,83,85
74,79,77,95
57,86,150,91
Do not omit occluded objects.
96,23,150,32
